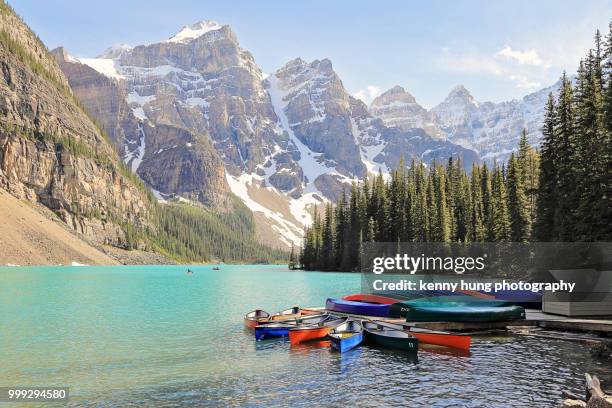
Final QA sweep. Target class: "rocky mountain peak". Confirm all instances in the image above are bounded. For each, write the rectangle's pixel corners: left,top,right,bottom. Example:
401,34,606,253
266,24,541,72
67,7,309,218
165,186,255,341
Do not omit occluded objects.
167,20,223,43
445,85,478,106
369,85,441,137
98,44,133,59
371,85,417,107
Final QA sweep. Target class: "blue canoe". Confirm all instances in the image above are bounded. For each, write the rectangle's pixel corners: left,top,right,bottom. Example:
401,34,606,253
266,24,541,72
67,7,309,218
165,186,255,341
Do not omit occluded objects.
326,298,391,317
328,320,363,353
254,314,330,340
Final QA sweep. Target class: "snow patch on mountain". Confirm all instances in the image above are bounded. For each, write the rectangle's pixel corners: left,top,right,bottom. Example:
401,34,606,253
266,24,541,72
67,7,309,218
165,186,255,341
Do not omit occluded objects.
225,172,308,247
78,58,124,80
267,74,333,184
167,20,223,43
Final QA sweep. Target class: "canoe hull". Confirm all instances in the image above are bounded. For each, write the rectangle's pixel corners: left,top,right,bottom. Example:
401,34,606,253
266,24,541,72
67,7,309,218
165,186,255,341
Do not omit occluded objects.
410,330,471,350
255,325,290,340
364,330,418,351
403,304,525,322
330,333,363,353
289,326,333,345
342,294,399,305
326,298,391,317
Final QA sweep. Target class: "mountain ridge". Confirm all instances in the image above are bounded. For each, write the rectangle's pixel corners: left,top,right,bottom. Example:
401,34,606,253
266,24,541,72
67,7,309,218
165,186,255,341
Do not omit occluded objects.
53,19,557,248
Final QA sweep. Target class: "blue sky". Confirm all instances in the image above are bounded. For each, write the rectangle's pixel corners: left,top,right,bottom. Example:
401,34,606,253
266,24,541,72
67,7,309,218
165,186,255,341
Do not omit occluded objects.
11,0,612,107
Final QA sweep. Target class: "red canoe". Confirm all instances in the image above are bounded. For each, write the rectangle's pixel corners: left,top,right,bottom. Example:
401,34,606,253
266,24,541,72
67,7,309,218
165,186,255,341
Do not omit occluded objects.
342,294,400,305
288,316,347,345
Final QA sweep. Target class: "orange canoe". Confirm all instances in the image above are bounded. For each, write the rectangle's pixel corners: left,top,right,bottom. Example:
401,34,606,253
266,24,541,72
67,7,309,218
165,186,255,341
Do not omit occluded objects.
288,316,347,345
410,328,471,351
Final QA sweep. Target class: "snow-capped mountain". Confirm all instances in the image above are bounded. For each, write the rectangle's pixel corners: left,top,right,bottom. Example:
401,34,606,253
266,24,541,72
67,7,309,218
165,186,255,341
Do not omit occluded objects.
53,19,551,249
371,82,560,163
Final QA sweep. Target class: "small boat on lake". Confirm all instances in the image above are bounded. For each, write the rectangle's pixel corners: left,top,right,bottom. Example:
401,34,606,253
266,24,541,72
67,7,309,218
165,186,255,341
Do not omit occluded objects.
328,320,363,353
269,306,319,322
326,298,391,317
255,314,331,341
362,321,418,351
212,266,220,270
244,309,270,329
244,307,319,329
288,316,347,345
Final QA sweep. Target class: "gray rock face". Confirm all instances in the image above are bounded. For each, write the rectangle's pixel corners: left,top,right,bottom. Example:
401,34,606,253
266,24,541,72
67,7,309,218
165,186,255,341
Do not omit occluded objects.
116,24,291,179
51,47,140,154
370,85,442,138
0,9,151,247
52,47,231,210
268,58,366,179
351,97,479,171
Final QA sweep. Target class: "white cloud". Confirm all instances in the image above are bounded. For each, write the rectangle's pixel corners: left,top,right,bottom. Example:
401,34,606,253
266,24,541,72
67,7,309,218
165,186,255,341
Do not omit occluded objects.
437,46,548,92
496,46,550,68
353,85,381,105
508,74,541,90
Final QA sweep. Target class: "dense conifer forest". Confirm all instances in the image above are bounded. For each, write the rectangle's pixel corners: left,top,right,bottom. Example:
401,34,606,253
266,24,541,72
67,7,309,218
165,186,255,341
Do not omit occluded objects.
300,24,612,271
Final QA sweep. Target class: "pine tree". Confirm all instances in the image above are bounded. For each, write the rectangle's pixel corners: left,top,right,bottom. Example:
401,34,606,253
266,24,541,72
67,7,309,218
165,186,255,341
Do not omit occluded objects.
534,93,557,241
491,164,511,241
554,73,577,240
507,150,530,241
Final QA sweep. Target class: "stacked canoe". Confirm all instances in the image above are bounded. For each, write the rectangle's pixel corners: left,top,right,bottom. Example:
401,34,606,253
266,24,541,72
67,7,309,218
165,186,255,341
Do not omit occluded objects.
327,293,526,322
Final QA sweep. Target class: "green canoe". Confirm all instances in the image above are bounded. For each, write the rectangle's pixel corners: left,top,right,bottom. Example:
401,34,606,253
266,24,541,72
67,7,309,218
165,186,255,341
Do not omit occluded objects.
399,302,525,322
389,296,516,318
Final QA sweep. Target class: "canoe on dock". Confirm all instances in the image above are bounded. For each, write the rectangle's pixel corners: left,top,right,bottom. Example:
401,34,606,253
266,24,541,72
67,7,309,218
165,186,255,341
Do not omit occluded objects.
326,298,391,317
399,302,526,322
288,316,347,345
362,321,418,351
254,314,331,340
342,294,399,305
328,320,364,353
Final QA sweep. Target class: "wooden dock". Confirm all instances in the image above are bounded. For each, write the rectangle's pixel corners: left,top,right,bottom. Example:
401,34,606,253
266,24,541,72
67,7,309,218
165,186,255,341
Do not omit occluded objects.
312,307,612,336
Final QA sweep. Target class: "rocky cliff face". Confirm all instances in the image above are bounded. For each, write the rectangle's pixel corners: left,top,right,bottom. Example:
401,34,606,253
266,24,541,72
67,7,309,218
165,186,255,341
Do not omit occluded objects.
350,97,479,172
268,58,366,179
52,46,232,210
370,86,442,138
51,47,140,154
0,3,151,247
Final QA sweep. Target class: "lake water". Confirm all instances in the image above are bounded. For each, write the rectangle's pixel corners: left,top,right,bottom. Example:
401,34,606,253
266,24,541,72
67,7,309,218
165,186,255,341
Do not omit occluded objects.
0,265,610,407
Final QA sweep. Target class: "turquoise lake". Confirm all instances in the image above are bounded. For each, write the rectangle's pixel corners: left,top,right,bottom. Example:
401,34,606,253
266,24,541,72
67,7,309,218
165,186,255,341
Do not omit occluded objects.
1,265,610,407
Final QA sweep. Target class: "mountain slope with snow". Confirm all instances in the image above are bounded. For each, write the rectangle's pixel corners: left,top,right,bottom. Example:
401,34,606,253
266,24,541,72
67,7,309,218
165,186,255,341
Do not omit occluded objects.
58,19,555,248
